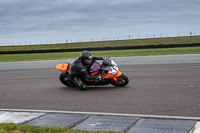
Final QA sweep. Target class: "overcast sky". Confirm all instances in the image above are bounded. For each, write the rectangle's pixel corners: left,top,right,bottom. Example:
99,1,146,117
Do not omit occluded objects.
0,0,199,45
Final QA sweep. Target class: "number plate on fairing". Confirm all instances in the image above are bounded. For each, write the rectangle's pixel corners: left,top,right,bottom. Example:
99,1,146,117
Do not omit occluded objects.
108,60,119,75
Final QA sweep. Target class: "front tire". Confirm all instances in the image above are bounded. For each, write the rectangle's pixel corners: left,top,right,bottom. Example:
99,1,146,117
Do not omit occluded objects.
112,74,129,87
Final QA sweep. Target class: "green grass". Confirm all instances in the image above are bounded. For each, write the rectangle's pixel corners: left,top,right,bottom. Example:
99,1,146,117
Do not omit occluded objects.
0,47,200,62
0,123,122,133
0,36,200,51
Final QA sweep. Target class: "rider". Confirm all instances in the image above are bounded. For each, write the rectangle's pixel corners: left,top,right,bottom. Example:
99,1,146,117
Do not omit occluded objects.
69,51,103,89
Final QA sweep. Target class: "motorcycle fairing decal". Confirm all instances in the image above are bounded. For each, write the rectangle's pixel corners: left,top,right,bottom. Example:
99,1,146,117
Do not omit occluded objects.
103,74,114,79
115,71,122,78
112,71,122,81
88,71,100,82
90,71,99,76
108,61,119,75
102,71,122,81
56,63,69,71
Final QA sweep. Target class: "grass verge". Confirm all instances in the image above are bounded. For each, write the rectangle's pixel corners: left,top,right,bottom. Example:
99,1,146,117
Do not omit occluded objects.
0,36,200,51
0,123,122,133
0,47,200,62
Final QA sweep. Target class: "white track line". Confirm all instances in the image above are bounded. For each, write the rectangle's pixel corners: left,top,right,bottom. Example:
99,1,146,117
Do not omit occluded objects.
190,122,200,133
0,111,45,124
1,108,200,121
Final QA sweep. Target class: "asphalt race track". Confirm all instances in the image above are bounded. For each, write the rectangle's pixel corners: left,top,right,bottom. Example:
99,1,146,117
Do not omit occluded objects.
0,54,200,117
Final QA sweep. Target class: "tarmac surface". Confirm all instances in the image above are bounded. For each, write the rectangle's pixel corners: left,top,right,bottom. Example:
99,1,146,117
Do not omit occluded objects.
0,54,200,132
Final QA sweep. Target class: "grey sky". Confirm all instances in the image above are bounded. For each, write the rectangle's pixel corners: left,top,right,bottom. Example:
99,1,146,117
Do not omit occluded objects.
0,0,199,45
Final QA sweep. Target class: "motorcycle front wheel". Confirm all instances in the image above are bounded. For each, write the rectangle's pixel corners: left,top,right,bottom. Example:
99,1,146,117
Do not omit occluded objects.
111,74,129,87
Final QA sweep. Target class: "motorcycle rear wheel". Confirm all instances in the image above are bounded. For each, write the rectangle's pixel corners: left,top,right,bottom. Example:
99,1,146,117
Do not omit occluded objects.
59,73,75,87
112,74,129,87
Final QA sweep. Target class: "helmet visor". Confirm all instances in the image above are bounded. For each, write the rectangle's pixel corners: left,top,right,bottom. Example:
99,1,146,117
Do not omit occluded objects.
85,58,92,64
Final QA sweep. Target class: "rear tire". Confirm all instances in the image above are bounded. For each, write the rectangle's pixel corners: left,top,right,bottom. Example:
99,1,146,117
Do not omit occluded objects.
112,74,129,87
59,73,75,87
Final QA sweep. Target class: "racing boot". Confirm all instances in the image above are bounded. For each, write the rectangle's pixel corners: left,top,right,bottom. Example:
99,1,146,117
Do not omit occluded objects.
74,77,86,91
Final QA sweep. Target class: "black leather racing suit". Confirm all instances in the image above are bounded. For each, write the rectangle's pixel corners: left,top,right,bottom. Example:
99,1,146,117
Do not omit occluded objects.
69,56,103,81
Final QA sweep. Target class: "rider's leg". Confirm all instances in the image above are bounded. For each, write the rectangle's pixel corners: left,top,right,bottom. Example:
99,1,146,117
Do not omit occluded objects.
74,77,86,89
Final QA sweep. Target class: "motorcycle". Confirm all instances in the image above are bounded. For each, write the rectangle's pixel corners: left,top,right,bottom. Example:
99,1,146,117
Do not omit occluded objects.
56,58,129,90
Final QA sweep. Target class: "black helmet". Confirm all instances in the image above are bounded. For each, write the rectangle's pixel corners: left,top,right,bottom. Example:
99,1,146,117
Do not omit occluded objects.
80,51,93,65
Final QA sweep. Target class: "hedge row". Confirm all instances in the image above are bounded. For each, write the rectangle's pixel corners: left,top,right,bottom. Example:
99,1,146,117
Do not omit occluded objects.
1,43,200,54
